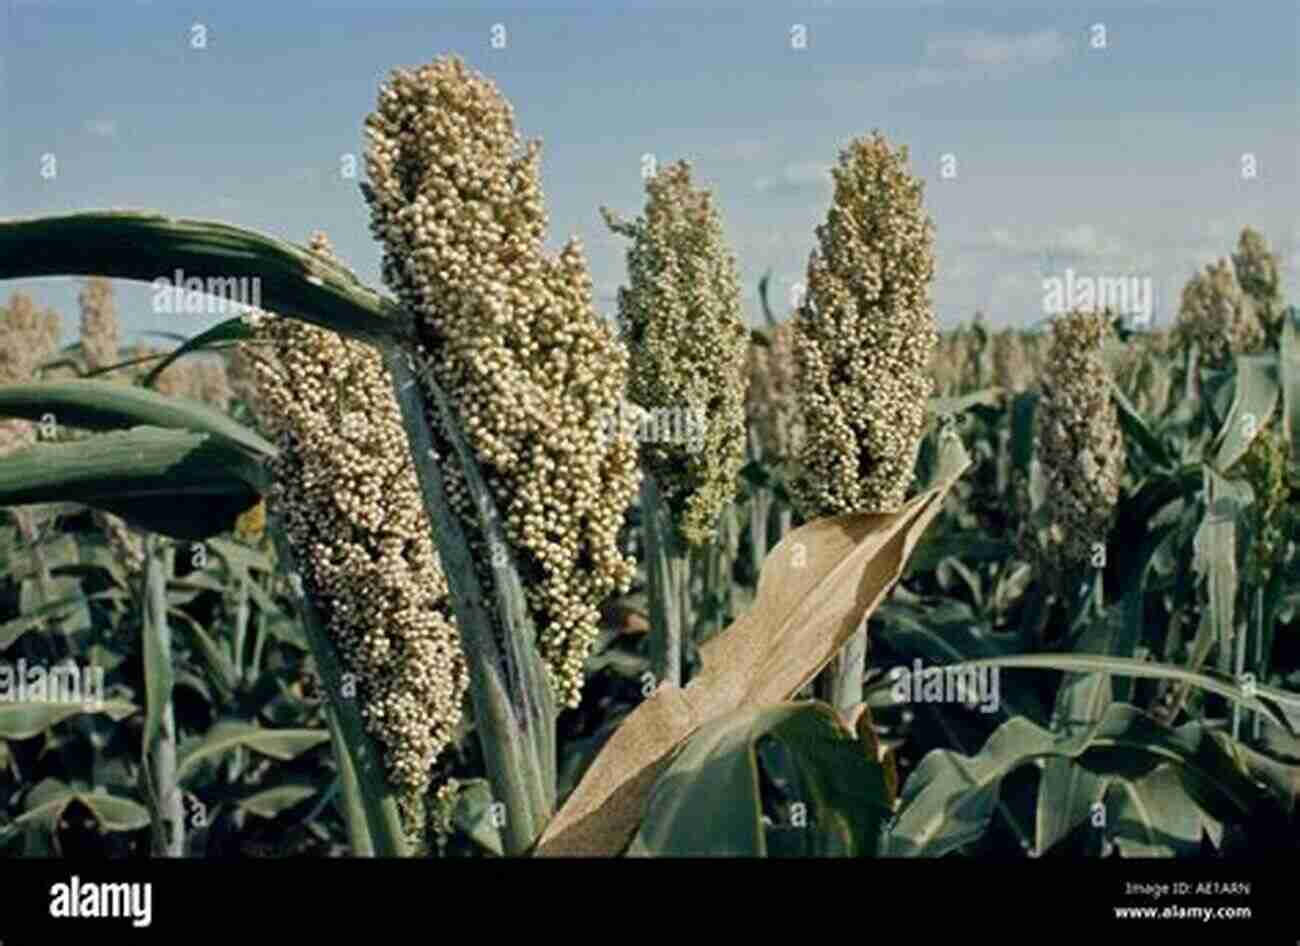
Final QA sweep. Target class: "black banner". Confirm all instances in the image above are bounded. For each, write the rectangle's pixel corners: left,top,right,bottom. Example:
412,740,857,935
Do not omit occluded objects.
0,859,1291,942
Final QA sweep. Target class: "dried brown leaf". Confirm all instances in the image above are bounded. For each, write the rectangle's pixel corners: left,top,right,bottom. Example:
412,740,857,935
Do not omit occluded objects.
534,441,969,856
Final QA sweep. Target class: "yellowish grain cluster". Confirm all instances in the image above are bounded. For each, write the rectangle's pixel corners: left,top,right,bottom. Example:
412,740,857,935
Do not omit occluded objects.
991,329,1032,393
360,56,639,708
791,130,938,517
601,160,749,547
78,277,120,374
0,293,61,456
1174,259,1263,368
1232,226,1283,334
930,332,967,397
238,232,468,799
1031,310,1124,586
746,319,805,460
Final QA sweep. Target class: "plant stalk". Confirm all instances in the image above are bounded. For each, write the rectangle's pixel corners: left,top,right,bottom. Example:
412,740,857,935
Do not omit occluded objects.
383,345,555,855
143,535,185,856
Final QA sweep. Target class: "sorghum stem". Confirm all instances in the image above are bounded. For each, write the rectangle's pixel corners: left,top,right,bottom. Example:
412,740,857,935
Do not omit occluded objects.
640,474,682,688
143,535,185,857
383,345,555,855
327,705,374,857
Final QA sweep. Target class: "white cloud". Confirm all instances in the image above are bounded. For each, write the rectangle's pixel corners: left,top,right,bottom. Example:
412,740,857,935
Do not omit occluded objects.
699,138,766,163
819,28,1068,100
754,160,832,195
925,30,1067,70
84,118,117,138
976,224,1130,261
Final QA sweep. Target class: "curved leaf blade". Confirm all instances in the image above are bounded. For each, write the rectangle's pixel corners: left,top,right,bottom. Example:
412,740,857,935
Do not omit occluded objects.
0,380,275,458
176,720,328,783
628,701,892,857
0,427,266,540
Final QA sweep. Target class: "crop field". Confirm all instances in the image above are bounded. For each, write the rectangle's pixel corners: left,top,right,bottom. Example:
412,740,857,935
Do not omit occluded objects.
0,5,1296,907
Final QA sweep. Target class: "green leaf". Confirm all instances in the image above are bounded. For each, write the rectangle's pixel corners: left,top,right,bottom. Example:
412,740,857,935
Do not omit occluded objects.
1111,378,1172,469
237,781,320,819
904,533,1014,578
0,211,412,345
0,591,118,651
945,653,1298,736
0,779,150,845
869,602,1042,722
1105,765,1204,857
0,700,137,740
387,348,556,854
176,720,329,783
1195,467,1249,677
7,533,82,579
1280,306,1300,473
886,704,1278,856
1213,353,1279,473
141,536,174,759
1009,391,1038,475
206,536,275,575
0,380,275,458
142,317,250,387
167,608,238,699
0,427,265,540
628,702,892,857
1035,612,1117,855
451,778,505,856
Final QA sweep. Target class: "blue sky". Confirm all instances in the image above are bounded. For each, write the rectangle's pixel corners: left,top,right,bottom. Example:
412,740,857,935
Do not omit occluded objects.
2,0,1296,347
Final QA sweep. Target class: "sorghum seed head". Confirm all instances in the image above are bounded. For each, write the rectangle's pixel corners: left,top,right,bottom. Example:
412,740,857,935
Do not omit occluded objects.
747,318,805,461
790,130,938,518
238,234,469,802
991,328,1031,394
603,159,750,547
1231,226,1283,335
78,277,120,375
361,57,639,709
1030,308,1125,589
1174,258,1264,368
0,292,62,456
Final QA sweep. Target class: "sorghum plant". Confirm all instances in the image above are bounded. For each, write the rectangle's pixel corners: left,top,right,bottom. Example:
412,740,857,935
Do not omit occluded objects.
360,55,641,713
1175,258,1264,369
0,57,999,862
791,130,938,520
77,276,120,374
745,317,804,570
601,160,749,548
1232,226,1285,344
746,318,804,464
601,159,749,685
791,130,938,709
991,328,1031,394
0,294,59,456
930,331,966,397
0,294,63,603
1028,309,1124,603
